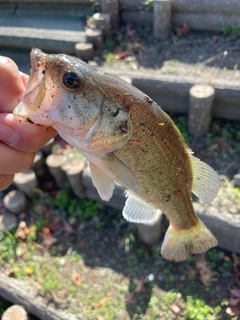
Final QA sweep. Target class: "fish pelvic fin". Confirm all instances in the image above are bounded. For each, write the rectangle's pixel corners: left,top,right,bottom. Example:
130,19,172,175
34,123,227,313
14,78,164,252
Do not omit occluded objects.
123,192,162,225
161,218,217,261
89,163,115,201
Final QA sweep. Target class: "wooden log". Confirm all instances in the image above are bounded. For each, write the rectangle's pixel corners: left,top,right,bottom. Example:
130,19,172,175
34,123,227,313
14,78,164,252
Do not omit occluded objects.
172,12,240,32
31,150,47,179
120,0,148,11
100,0,119,27
2,305,28,320
172,0,240,15
41,138,54,156
13,169,39,198
188,84,215,137
3,190,27,214
153,0,171,40
121,12,152,25
45,154,68,188
194,202,240,254
75,42,94,61
101,69,240,120
0,274,80,320
93,13,111,39
62,157,86,198
85,28,103,50
136,211,163,245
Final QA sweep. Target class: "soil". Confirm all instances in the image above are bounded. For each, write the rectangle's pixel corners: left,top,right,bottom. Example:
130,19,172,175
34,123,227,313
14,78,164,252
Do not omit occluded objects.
1,27,240,319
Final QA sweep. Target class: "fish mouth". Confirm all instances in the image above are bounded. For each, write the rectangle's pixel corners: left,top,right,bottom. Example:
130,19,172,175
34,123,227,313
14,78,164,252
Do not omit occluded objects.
14,48,47,119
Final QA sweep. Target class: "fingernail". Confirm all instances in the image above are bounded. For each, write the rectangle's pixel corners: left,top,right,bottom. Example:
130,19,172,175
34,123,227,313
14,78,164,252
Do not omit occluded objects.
0,123,18,144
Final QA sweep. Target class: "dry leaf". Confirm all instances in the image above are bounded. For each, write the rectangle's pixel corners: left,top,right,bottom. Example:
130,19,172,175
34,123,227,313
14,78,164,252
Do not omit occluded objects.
176,23,190,37
71,272,81,285
195,254,217,286
41,228,58,247
62,219,76,235
92,297,107,309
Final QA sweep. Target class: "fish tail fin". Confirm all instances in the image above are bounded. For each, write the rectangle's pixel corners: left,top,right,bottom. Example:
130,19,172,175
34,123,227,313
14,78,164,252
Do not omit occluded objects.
161,219,217,261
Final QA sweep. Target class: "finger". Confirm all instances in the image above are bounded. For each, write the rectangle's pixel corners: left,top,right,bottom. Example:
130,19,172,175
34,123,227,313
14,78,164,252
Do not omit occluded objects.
0,113,57,153
0,174,14,191
0,142,35,174
0,56,26,112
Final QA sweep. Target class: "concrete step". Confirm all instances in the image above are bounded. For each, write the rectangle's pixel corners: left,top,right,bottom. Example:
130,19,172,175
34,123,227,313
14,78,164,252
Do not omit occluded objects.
0,0,95,53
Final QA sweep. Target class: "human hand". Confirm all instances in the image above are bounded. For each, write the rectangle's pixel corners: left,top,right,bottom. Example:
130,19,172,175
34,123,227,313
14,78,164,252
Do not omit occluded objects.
0,56,57,191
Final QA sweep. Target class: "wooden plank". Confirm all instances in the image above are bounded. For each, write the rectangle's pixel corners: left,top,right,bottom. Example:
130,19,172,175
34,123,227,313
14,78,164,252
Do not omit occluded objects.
172,0,240,15
172,12,240,31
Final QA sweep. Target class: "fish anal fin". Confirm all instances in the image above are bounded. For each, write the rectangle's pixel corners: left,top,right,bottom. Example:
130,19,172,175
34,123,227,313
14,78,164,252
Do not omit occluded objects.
104,155,141,194
191,155,222,204
89,163,115,201
161,218,217,261
123,192,161,224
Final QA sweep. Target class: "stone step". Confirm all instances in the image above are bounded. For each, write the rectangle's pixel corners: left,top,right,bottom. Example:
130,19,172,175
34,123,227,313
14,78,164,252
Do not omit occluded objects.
0,0,95,53
0,26,86,54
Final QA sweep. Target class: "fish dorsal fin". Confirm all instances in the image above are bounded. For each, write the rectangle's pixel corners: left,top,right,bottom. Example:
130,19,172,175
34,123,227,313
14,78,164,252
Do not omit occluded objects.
89,163,115,201
191,155,222,204
104,155,141,194
123,192,160,224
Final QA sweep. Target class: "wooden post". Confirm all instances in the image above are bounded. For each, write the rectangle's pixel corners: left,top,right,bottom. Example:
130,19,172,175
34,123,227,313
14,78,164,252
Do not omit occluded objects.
188,84,215,137
31,150,47,178
46,154,68,188
153,0,172,40
3,190,27,214
85,28,103,50
100,0,119,27
136,211,163,245
2,305,28,320
93,13,111,39
63,157,86,198
41,138,54,156
75,42,94,61
13,169,39,198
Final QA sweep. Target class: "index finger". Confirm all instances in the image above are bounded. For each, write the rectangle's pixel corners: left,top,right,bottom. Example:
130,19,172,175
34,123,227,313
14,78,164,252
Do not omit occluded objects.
0,56,26,112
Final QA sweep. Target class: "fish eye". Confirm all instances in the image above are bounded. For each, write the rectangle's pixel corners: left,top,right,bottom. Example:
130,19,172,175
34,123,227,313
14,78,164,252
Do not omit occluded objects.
63,71,81,90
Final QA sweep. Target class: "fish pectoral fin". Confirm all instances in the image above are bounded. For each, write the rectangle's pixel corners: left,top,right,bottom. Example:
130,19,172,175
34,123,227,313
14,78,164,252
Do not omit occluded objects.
161,218,217,261
123,192,161,224
89,163,115,201
104,155,141,194
190,155,222,204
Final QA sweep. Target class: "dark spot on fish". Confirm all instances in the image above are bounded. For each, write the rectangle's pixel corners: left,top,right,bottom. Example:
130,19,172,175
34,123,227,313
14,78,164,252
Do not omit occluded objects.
46,116,48,118
28,64,31,69
119,123,128,134
68,105,71,108
19,119,21,122
38,106,40,109
173,190,183,197
144,95,153,104
46,128,49,131
139,120,145,126
42,70,46,75
112,109,120,117
161,136,165,142
151,132,154,136
27,118,34,124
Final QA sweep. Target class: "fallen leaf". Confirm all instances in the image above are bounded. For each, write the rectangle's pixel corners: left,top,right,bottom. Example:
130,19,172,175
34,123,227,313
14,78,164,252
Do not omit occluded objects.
41,228,58,247
71,272,81,285
92,297,107,309
62,219,76,235
176,23,190,37
125,278,145,303
195,254,217,286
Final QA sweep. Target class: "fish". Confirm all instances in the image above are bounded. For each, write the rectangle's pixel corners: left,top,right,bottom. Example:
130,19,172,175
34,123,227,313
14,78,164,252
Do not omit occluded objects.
14,48,222,261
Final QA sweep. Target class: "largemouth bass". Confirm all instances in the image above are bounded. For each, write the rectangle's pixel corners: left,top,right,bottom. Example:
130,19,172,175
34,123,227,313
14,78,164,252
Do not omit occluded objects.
14,48,222,261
